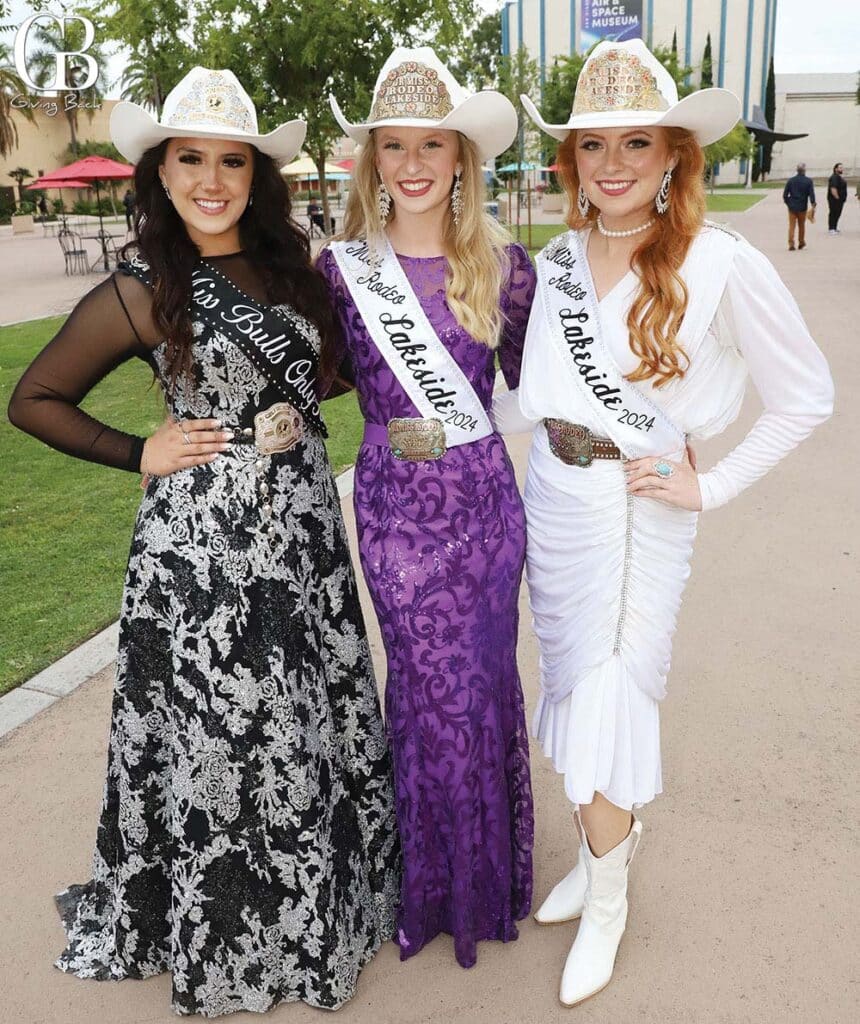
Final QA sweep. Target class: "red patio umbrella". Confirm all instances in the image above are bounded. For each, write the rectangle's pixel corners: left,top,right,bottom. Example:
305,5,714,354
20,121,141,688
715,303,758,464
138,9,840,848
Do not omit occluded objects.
27,177,91,230
40,156,135,270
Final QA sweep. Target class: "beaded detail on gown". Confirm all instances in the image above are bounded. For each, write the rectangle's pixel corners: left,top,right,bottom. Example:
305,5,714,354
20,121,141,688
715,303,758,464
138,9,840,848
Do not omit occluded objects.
319,243,536,968
29,255,401,1016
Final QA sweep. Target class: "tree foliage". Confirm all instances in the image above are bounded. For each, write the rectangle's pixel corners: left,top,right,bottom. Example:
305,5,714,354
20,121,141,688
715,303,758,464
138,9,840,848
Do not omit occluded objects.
0,40,37,158
703,121,752,187
447,10,502,92
701,33,713,89
761,55,776,174
495,46,539,173
8,165,33,202
23,13,107,154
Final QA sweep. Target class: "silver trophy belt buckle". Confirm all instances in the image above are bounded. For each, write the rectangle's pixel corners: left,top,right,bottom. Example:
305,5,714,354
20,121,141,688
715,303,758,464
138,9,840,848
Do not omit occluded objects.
386,417,446,461
253,402,304,455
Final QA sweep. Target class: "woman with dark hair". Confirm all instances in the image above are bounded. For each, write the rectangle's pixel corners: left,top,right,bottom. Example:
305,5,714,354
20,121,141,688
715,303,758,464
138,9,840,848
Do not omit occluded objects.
8,67,399,1017
499,41,834,1006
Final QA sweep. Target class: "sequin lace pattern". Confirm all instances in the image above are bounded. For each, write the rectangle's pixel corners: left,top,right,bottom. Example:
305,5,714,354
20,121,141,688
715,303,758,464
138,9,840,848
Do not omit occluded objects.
53,264,401,1017
318,243,536,968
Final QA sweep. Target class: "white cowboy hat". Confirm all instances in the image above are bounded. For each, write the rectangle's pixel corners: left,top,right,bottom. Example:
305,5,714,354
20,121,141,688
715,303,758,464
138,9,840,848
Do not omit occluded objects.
110,67,306,166
522,39,740,147
330,46,517,161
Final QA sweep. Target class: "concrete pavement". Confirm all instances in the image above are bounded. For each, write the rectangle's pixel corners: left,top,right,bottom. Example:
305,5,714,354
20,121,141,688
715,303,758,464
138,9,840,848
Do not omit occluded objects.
0,190,857,1023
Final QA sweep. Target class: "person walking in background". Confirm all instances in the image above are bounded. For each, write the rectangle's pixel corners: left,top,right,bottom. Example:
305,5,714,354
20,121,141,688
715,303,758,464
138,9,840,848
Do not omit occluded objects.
827,162,847,234
783,162,816,250
121,187,135,231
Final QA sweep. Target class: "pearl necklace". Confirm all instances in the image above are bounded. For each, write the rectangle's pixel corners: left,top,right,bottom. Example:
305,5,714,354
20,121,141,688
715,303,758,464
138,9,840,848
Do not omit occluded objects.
596,213,654,238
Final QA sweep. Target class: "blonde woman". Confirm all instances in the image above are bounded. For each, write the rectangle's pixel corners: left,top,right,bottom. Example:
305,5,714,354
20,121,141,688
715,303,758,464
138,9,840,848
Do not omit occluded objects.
513,41,834,1005
317,48,535,968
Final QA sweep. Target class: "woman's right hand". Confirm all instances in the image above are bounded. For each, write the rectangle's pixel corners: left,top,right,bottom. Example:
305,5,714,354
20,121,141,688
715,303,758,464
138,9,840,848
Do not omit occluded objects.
140,417,233,478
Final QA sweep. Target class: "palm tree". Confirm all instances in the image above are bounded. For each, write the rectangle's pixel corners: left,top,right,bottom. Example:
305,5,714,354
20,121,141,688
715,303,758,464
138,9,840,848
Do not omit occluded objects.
8,166,33,204
0,39,37,158
26,19,107,155
120,53,172,115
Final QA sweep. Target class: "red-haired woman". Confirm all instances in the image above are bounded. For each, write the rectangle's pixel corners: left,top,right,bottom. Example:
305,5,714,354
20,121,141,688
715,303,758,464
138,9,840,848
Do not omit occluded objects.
504,41,834,1005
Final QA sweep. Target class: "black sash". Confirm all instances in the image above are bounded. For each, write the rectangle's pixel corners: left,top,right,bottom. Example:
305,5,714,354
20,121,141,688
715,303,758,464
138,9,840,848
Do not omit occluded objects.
120,254,326,436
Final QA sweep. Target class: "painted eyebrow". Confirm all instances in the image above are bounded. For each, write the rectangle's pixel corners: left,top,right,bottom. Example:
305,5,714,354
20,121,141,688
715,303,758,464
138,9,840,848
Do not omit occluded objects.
378,134,445,144
579,130,655,140
176,146,248,157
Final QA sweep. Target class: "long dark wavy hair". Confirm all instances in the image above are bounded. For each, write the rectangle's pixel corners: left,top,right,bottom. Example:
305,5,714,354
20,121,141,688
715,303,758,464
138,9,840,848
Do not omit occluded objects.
122,139,337,393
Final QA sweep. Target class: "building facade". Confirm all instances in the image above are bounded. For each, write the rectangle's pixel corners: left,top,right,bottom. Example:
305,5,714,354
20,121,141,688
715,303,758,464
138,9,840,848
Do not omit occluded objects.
1,99,119,199
502,1,778,180
502,1,776,115
771,74,858,179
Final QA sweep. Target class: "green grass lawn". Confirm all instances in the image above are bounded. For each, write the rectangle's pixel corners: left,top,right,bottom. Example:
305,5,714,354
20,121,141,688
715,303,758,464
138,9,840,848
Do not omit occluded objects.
0,317,363,695
1,189,763,694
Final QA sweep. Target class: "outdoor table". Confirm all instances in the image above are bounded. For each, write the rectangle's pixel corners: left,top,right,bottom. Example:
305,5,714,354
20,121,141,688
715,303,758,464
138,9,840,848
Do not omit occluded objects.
82,231,122,273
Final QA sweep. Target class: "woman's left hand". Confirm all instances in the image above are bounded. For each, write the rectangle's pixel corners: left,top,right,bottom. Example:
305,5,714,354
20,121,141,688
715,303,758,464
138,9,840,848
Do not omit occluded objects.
624,447,703,511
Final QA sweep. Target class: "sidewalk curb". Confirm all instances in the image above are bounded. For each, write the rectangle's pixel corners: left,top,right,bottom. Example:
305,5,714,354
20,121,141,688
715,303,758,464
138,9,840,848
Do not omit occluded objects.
0,462,360,742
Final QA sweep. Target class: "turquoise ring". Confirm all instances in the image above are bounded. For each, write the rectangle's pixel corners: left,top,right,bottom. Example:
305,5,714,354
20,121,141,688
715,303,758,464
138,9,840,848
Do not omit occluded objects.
654,459,674,479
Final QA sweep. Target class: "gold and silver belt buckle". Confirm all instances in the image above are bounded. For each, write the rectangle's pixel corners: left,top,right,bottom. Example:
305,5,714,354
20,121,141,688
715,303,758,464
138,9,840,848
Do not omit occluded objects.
387,417,446,461
545,419,594,468
254,402,304,455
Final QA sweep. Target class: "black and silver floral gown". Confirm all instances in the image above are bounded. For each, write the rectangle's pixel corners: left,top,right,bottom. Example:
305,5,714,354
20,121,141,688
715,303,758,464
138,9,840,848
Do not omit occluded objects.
8,251,401,1017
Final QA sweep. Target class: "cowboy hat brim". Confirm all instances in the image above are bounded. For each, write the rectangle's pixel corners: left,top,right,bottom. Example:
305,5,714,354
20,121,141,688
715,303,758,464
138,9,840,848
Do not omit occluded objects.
330,91,517,161
521,88,741,148
110,101,307,167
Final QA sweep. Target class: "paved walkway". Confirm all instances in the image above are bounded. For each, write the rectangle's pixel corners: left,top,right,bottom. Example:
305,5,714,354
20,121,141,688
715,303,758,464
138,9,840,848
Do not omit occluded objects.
0,191,856,1022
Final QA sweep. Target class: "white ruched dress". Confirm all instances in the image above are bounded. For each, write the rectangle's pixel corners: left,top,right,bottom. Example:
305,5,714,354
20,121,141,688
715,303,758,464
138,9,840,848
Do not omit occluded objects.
510,224,834,810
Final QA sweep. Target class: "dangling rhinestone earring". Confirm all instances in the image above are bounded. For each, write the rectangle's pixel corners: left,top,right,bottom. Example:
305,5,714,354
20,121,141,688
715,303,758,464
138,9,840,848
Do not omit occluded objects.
161,179,172,202
577,184,590,218
655,167,673,215
377,178,392,226
248,187,255,208
451,170,463,226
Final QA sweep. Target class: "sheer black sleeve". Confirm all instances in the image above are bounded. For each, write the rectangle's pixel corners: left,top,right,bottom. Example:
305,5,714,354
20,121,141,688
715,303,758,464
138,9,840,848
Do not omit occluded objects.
7,273,161,472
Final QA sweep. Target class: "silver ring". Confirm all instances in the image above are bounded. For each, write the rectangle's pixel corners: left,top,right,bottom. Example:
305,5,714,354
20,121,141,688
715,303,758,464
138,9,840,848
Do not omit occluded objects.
654,459,674,479
181,430,192,445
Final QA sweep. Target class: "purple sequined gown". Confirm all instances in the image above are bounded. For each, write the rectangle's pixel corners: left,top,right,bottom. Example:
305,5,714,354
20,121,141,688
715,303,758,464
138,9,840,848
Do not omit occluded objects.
319,244,536,968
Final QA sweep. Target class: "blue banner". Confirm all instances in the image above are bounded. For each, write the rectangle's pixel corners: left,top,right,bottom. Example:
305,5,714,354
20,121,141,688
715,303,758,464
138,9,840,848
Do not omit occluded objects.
580,0,643,54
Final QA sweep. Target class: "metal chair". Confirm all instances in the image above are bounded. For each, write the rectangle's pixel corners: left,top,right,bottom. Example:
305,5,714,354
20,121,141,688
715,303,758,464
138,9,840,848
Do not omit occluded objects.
58,230,88,276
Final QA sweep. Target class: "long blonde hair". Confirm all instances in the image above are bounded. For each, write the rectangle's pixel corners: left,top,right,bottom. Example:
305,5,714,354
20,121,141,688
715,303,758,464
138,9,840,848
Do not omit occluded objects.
341,132,511,347
558,127,706,387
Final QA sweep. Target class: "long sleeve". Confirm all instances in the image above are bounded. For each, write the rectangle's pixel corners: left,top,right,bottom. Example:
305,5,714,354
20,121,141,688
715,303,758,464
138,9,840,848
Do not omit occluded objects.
782,181,790,204
697,240,834,511
491,243,540,434
7,273,159,472
498,242,537,390
315,247,351,399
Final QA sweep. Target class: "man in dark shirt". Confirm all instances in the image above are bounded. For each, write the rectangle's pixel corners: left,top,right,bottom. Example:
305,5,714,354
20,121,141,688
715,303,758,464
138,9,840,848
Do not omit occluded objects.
827,162,847,234
782,162,816,251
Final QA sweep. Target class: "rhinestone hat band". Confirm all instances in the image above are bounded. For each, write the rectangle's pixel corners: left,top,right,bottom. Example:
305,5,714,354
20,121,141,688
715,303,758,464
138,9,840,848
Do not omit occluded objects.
370,61,454,121
572,49,669,115
166,71,256,133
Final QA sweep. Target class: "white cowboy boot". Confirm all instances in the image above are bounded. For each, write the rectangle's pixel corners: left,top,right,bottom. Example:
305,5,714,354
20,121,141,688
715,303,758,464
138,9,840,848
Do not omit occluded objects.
559,812,642,1007
534,857,587,924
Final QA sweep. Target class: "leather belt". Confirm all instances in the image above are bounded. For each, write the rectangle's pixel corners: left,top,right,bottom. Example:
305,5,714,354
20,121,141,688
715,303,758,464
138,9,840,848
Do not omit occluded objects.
544,418,622,468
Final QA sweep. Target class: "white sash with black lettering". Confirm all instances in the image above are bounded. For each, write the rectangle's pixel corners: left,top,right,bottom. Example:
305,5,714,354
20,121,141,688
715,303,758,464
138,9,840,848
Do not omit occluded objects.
536,230,685,459
330,239,493,446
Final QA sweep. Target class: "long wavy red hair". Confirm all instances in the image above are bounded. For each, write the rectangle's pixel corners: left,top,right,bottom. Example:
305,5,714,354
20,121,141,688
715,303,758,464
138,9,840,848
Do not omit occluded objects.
557,127,706,387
